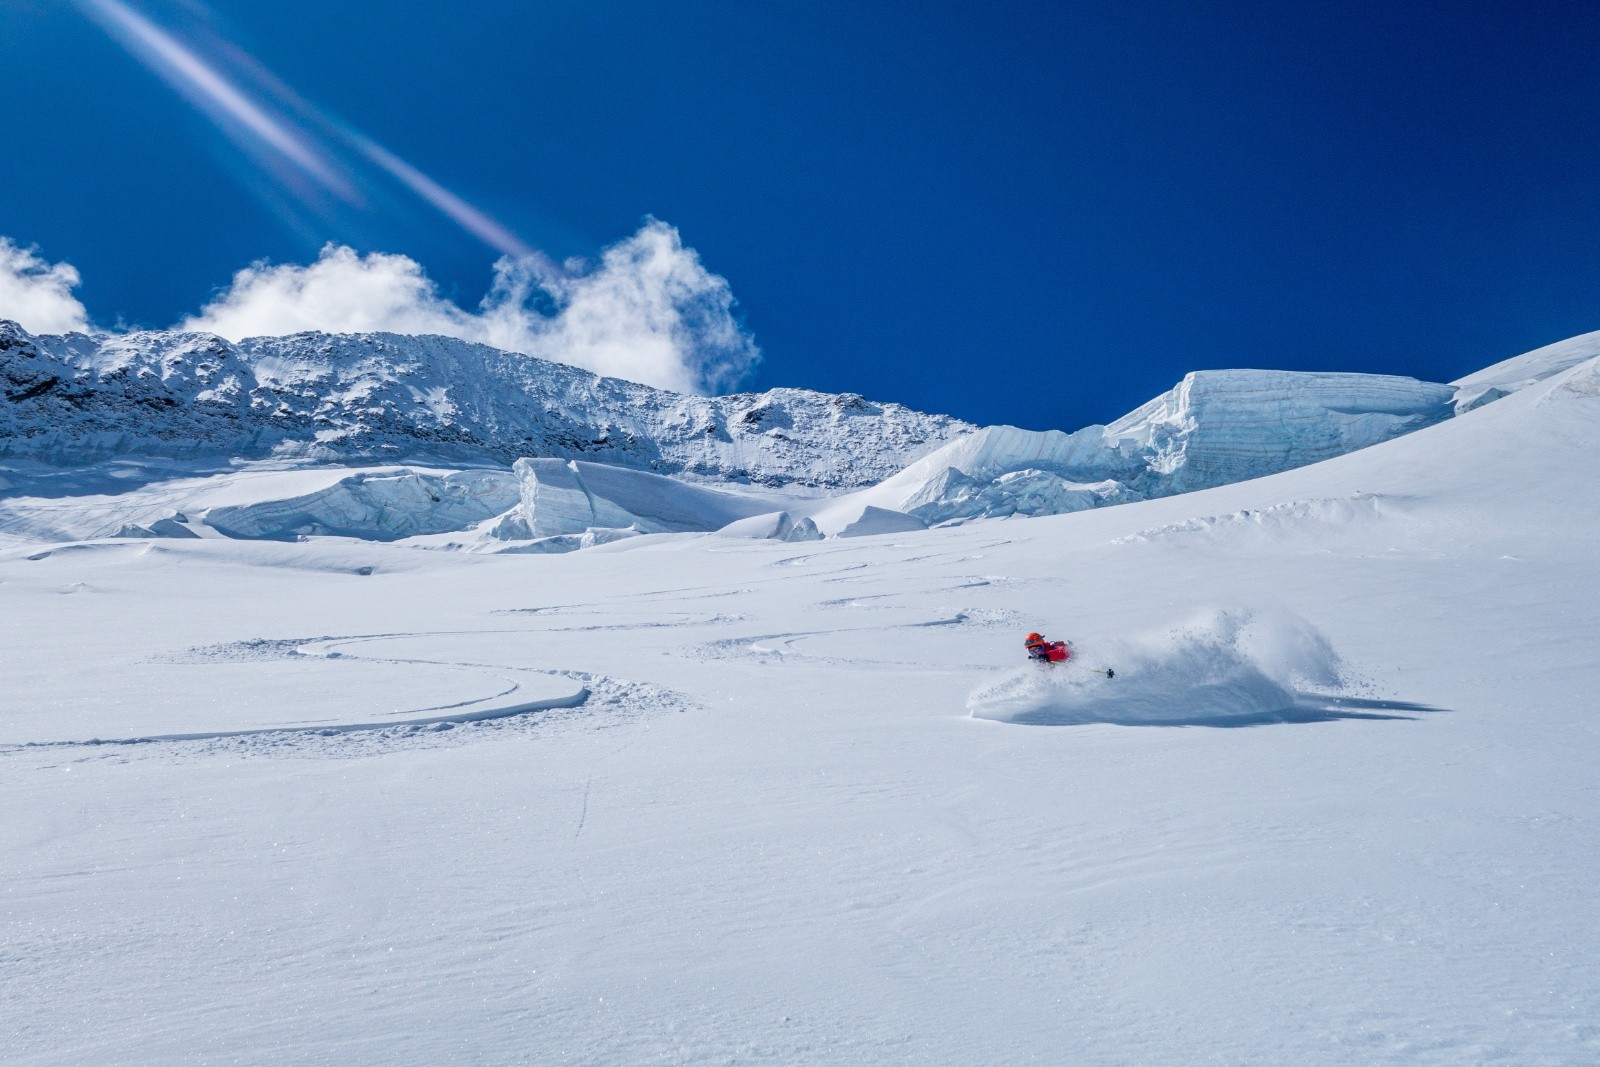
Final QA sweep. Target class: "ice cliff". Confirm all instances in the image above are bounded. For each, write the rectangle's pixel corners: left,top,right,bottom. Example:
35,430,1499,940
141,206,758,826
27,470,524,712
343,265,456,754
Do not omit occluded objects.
1101,369,1456,495
813,371,1455,532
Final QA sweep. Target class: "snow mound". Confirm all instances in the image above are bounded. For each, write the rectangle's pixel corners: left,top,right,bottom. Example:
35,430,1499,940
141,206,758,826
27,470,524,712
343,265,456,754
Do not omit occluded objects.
488,458,776,540
1553,356,1600,399
1112,493,1405,545
853,425,1133,508
836,505,928,538
714,511,824,541
967,610,1347,726
204,469,518,541
487,527,643,554
115,515,202,539
905,468,1135,525
0,463,523,544
884,424,1116,487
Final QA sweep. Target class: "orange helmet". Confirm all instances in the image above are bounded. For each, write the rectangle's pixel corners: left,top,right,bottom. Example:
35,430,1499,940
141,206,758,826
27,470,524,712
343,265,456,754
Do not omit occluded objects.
1025,632,1043,644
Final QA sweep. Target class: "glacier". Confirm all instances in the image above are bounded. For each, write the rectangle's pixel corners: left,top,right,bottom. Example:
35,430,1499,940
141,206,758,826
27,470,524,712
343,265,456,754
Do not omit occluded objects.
0,319,1557,548
807,371,1453,534
1100,369,1456,495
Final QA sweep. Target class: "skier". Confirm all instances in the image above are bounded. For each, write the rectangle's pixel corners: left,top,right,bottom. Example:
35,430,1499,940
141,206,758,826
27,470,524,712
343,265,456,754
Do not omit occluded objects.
1024,632,1070,664
1025,632,1115,677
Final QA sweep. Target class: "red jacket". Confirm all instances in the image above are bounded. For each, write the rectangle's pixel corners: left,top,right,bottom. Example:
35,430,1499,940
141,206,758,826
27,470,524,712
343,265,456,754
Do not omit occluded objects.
1027,639,1070,663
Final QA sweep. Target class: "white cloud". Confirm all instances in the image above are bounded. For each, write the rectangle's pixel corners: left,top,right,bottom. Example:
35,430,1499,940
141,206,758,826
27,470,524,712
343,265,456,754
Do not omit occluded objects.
182,221,759,394
0,239,92,335
180,244,470,339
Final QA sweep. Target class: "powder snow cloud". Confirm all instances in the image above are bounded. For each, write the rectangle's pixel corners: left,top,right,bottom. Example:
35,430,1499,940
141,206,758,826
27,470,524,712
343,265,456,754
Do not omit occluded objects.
0,223,759,395
0,240,91,335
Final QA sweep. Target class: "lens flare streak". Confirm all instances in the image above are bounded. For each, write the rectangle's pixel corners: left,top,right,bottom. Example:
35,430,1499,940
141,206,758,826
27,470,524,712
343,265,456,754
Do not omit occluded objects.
73,0,532,257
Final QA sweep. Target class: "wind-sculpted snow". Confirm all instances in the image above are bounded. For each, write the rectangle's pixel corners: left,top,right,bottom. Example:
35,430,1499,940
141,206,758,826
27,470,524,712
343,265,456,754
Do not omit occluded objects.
714,511,824,542
967,610,1357,726
0,321,969,488
836,505,929,538
831,425,1141,528
0,463,520,543
489,457,778,539
1112,493,1410,546
900,468,1136,525
1452,328,1600,411
205,468,518,541
1556,357,1600,398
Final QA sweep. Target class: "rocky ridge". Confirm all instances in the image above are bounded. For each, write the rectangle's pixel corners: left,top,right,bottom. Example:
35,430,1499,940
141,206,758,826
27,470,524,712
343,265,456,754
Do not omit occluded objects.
0,321,970,489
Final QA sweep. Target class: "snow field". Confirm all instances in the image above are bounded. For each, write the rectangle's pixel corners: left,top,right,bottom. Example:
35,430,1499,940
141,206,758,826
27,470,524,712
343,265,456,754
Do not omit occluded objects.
0,347,1598,1063
5,467,1598,1064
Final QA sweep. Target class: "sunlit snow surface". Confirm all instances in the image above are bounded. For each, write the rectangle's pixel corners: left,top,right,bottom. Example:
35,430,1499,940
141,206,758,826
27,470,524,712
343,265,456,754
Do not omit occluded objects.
2,359,1599,1063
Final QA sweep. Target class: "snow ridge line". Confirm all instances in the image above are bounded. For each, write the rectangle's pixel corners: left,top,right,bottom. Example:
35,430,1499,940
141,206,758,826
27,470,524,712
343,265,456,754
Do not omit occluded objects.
0,322,971,489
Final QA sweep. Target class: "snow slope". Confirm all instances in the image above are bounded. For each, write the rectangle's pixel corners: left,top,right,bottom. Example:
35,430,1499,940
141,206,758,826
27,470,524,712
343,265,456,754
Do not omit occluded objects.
2,350,1597,1063
1451,328,1600,411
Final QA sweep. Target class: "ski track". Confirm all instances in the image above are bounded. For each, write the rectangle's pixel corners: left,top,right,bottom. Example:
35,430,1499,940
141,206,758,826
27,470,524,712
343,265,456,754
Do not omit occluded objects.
574,776,592,840
678,613,1011,671
1,623,699,759
1,673,693,762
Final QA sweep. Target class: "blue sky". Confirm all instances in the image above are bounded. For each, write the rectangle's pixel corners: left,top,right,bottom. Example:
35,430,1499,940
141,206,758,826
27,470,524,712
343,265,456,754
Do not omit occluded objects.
3,0,1599,429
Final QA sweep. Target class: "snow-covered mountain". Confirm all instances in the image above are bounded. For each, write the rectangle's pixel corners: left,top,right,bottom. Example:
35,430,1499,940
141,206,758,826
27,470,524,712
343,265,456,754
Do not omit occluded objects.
0,321,968,488
2,318,1492,547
